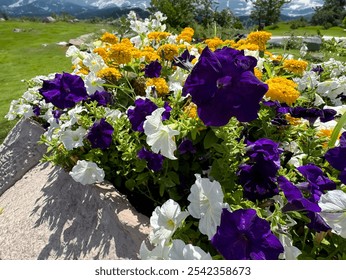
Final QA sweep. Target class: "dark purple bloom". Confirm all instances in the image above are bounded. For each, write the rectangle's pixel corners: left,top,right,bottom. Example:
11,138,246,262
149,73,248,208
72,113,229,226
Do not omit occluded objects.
182,47,268,126
89,90,112,107
173,49,196,70
33,105,41,116
162,102,172,121
238,163,279,201
312,65,324,75
178,138,196,155
325,132,346,184
144,60,162,78
127,98,158,132
87,118,114,150
278,176,321,213
52,109,62,124
297,164,336,203
211,208,284,260
137,147,164,172
306,212,331,232
246,138,282,169
39,73,88,109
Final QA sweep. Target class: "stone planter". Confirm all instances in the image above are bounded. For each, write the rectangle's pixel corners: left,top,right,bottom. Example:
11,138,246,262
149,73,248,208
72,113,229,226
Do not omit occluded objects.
0,118,150,260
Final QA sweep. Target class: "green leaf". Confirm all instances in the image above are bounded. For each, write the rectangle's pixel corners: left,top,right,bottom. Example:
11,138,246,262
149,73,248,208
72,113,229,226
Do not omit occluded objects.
329,111,346,148
203,129,219,149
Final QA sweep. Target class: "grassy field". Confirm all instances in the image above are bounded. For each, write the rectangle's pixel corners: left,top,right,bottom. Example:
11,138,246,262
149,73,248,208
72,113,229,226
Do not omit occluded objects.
264,21,346,37
0,19,112,143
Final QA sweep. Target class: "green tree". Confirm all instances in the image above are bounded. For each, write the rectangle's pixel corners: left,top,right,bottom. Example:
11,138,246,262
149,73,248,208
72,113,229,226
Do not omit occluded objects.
311,0,346,27
246,0,291,27
149,0,198,28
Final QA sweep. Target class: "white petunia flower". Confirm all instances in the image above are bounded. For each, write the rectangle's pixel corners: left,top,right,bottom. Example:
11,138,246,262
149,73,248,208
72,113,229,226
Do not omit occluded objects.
319,190,346,238
60,127,87,150
149,199,189,244
82,52,106,73
84,72,105,95
69,160,105,185
279,234,302,260
187,174,225,239
139,240,170,260
144,108,180,160
168,239,212,260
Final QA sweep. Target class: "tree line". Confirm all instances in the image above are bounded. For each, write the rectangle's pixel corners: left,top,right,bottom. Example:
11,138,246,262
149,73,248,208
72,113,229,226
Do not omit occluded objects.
149,0,346,30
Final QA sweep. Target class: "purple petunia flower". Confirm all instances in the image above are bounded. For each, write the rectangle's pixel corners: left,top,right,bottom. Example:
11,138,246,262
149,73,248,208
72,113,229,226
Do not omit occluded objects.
39,73,88,109
137,147,164,172
297,164,336,203
182,47,268,126
87,118,114,150
127,98,158,132
278,176,331,232
238,164,279,201
89,90,112,107
278,176,321,213
173,49,196,71
33,105,41,116
144,60,162,78
162,102,172,121
211,208,284,260
278,106,336,125
325,132,346,184
178,138,196,155
312,65,324,75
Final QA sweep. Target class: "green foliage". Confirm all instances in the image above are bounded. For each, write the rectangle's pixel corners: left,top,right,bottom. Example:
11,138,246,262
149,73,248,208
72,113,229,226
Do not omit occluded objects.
311,0,346,27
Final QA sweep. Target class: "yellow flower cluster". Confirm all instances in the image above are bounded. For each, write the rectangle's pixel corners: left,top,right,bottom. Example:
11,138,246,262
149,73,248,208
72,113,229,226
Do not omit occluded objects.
140,46,161,62
254,68,263,81
109,38,135,65
246,31,272,52
184,102,198,119
157,44,179,61
176,27,194,43
100,32,119,44
265,77,300,105
283,59,308,75
97,67,122,82
147,31,171,42
146,77,169,96
204,37,224,50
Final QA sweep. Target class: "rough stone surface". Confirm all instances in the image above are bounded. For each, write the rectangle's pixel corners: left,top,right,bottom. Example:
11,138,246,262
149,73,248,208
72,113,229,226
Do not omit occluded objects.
0,119,150,260
303,37,322,51
0,118,47,196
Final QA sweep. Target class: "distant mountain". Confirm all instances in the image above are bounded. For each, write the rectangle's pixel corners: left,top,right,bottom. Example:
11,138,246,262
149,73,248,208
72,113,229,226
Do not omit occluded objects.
0,0,324,19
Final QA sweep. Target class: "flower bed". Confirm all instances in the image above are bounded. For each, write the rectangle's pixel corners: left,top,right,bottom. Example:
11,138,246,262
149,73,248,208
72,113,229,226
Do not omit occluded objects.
6,11,346,260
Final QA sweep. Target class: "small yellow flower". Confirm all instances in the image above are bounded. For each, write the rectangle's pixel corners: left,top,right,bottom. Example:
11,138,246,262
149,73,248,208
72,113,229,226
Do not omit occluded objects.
176,27,194,43
93,47,109,61
285,114,303,126
147,31,171,41
283,59,308,75
146,77,169,96
236,43,260,51
109,41,134,65
100,32,118,44
204,37,224,50
141,47,161,62
97,67,121,82
254,68,263,81
157,44,179,61
265,77,300,105
184,102,198,119
246,31,272,52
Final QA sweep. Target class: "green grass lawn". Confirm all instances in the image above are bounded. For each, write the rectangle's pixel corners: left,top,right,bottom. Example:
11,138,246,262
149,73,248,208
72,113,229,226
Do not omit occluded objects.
0,19,112,143
265,21,346,37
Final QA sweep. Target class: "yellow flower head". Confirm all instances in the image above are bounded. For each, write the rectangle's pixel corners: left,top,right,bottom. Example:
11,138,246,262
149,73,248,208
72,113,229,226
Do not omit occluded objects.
283,59,308,75
100,32,119,44
109,41,134,65
97,67,121,82
93,47,109,62
146,77,169,96
254,68,263,81
184,102,198,119
236,43,260,51
157,44,179,61
176,27,194,43
246,31,272,52
265,77,300,105
141,46,161,62
147,31,171,42
204,37,224,51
